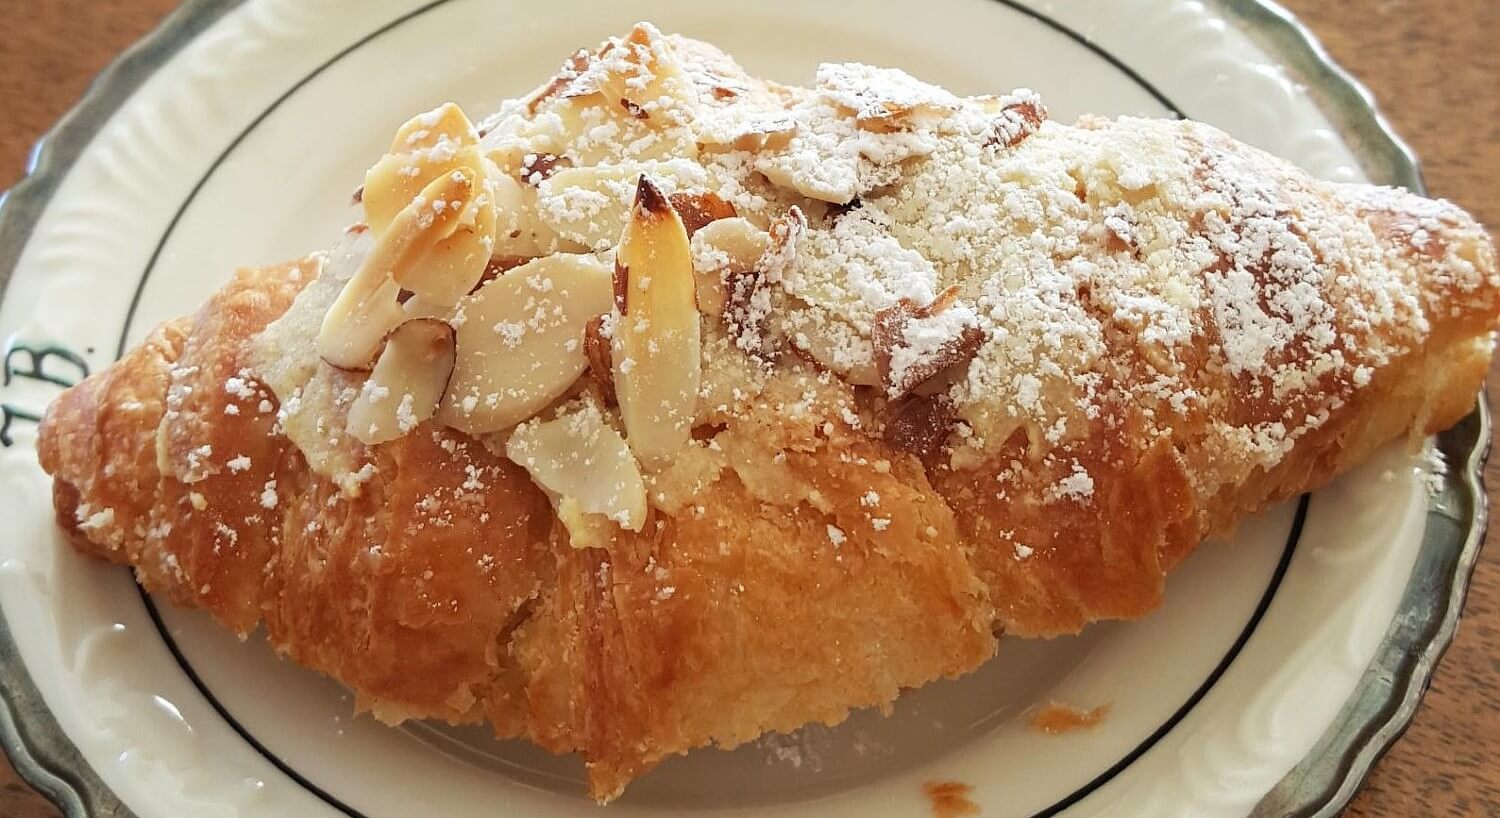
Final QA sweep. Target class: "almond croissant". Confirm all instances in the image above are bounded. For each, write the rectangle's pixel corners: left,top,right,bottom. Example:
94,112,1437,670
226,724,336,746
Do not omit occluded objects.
38,24,1499,801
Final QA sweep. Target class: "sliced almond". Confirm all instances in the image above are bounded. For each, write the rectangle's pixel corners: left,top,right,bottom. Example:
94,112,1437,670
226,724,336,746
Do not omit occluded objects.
305,229,390,367
318,170,474,369
480,111,554,176
318,276,407,372
612,176,701,465
535,162,704,251
590,25,698,133
436,253,614,434
703,219,779,360
346,319,456,445
583,315,616,403
762,206,807,281
755,155,856,205
781,305,881,386
816,63,961,132
359,104,500,307
522,25,700,166
669,190,737,236
534,164,642,250
976,91,1048,149
689,216,772,317
363,103,485,235
696,110,798,152
488,169,568,257
694,216,772,269
871,288,985,398
393,168,496,306
505,398,648,539
523,48,598,115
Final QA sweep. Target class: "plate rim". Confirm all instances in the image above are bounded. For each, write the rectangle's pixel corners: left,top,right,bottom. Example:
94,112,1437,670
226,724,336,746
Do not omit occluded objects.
0,2,1486,817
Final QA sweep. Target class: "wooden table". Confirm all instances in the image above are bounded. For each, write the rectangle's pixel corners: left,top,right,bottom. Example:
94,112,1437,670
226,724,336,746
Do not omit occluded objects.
0,1,1496,815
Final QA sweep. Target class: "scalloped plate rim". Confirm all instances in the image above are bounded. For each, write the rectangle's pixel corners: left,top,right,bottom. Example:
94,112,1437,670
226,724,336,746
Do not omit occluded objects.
0,2,1486,817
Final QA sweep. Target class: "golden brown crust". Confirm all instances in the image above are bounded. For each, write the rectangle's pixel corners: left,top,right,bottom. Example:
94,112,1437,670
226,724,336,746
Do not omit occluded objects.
39,261,997,801
527,422,993,797
935,183,1500,636
38,318,188,566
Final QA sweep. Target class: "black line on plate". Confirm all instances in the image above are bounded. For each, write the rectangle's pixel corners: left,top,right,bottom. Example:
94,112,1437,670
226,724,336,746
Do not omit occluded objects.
987,0,1182,117
1028,495,1311,818
119,1,1216,815
138,592,372,818
139,496,1306,818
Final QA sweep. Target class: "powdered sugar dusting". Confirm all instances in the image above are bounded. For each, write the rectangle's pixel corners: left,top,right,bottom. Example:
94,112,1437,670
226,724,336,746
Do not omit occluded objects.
244,27,1493,546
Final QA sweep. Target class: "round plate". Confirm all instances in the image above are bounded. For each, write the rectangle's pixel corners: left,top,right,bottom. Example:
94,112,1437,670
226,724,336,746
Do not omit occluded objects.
0,1,1486,817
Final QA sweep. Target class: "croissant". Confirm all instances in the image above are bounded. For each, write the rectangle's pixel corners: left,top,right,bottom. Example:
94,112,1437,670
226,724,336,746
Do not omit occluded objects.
37,24,1499,801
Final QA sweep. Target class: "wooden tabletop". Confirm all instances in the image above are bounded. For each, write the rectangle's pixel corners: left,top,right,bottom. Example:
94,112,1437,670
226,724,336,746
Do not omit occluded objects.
1,1,1496,815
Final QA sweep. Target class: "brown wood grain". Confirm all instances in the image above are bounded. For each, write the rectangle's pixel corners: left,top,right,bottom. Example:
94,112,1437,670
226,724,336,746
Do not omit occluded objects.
0,1,1495,816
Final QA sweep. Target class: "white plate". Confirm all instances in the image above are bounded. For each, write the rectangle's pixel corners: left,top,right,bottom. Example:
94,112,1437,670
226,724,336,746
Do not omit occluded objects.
0,1,1484,817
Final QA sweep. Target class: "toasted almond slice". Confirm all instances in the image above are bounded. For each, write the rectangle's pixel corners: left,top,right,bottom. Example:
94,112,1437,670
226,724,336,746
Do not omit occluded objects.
347,319,457,445
980,93,1048,149
694,218,778,357
590,25,699,129
319,171,474,369
535,162,705,251
387,168,482,298
782,305,881,386
755,156,857,204
696,109,798,152
402,173,499,306
318,276,407,372
534,164,641,251
763,206,807,281
612,176,701,465
523,48,597,115
583,315,616,402
624,25,690,90
669,191,737,236
488,169,569,257
690,217,772,317
480,112,550,176
378,169,476,284
522,25,699,166
872,289,985,398
390,102,476,153
506,398,648,538
815,63,961,132
363,103,485,235
436,252,614,434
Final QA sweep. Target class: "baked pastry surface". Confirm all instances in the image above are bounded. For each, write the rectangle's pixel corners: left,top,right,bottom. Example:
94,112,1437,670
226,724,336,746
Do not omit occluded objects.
37,24,1499,801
